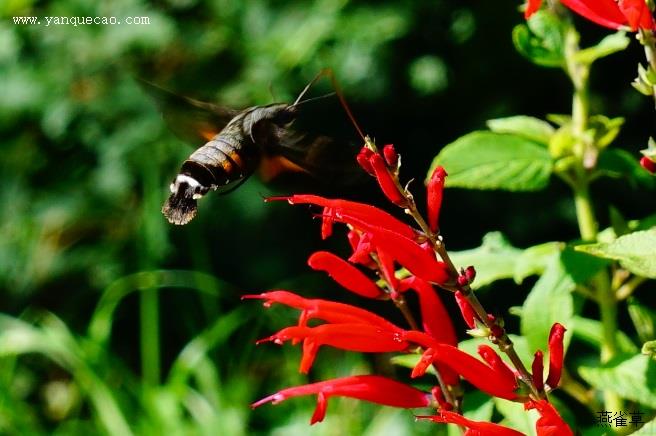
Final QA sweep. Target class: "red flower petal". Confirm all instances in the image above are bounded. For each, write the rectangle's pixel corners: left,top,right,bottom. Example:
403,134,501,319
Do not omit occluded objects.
258,324,410,373
377,248,399,290
524,0,543,19
455,291,477,329
477,345,518,389
243,290,400,330
619,0,656,30
356,147,375,175
399,276,457,346
414,342,519,400
253,375,431,424
560,0,627,29
269,195,416,239
383,144,399,167
525,399,574,436
640,156,656,174
427,166,447,233
546,323,566,388
532,350,545,392
342,214,451,284
369,153,407,206
321,207,334,239
308,251,382,298
418,410,525,436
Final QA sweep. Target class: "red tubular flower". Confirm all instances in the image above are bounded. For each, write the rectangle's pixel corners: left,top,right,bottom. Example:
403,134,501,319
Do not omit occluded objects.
383,144,399,167
412,342,519,400
454,291,477,329
524,0,542,19
477,345,518,389
342,214,451,284
308,251,382,299
252,375,431,425
524,0,655,31
320,207,334,239
430,386,453,411
356,147,375,175
418,410,525,436
399,276,457,346
348,232,376,266
376,248,399,291
532,350,545,392
525,400,574,436
427,166,447,233
258,324,410,373
269,195,416,239
243,291,400,330
640,156,656,174
369,153,407,206
546,323,566,388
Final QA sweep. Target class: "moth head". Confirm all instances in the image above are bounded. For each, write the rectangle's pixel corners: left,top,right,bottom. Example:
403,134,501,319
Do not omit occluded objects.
162,174,209,225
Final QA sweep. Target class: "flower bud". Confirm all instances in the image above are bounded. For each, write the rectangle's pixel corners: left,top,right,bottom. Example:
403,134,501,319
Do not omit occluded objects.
532,350,544,392
369,153,407,206
640,156,656,174
383,144,398,167
356,147,375,175
427,166,447,233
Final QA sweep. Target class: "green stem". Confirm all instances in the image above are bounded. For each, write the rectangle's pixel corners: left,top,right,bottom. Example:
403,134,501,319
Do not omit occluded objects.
564,25,622,414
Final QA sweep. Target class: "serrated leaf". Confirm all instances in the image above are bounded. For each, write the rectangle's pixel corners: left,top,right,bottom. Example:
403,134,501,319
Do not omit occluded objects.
575,230,656,278
570,316,638,354
428,132,553,191
579,354,656,408
520,256,574,354
574,31,630,65
486,116,554,145
596,148,656,188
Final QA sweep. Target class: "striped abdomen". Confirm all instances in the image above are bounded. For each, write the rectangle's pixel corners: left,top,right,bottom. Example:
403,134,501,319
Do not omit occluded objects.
162,104,294,225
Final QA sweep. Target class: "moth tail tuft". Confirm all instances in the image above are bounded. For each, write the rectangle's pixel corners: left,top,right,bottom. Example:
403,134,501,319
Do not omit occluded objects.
162,191,198,225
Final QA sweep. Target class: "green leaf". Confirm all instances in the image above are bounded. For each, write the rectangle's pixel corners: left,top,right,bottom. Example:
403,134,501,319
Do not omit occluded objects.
448,235,559,290
560,244,609,284
486,116,554,146
494,398,538,435
512,11,565,68
514,242,562,284
428,132,553,191
631,419,656,435
579,354,656,408
570,316,638,354
628,298,656,344
596,148,656,188
448,232,521,289
574,32,630,65
575,230,656,278
643,340,656,359
520,256,574,354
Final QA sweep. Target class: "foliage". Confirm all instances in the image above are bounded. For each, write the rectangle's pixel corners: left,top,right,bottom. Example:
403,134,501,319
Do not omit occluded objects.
1,0,656,434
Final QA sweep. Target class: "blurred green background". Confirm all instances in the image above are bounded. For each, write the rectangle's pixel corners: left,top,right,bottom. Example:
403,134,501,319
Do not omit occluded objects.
0,0,653,434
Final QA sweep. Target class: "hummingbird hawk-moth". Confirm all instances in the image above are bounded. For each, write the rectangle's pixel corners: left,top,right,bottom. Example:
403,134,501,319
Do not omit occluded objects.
141,73,361,225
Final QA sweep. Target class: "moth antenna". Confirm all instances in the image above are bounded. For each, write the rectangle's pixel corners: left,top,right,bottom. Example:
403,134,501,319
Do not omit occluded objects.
268,81,277,102
292,92,336,107
293,68,366,142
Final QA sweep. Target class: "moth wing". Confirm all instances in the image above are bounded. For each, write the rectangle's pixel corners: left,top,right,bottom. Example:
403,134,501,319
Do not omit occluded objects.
138,79,239,143
266,127,364,185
